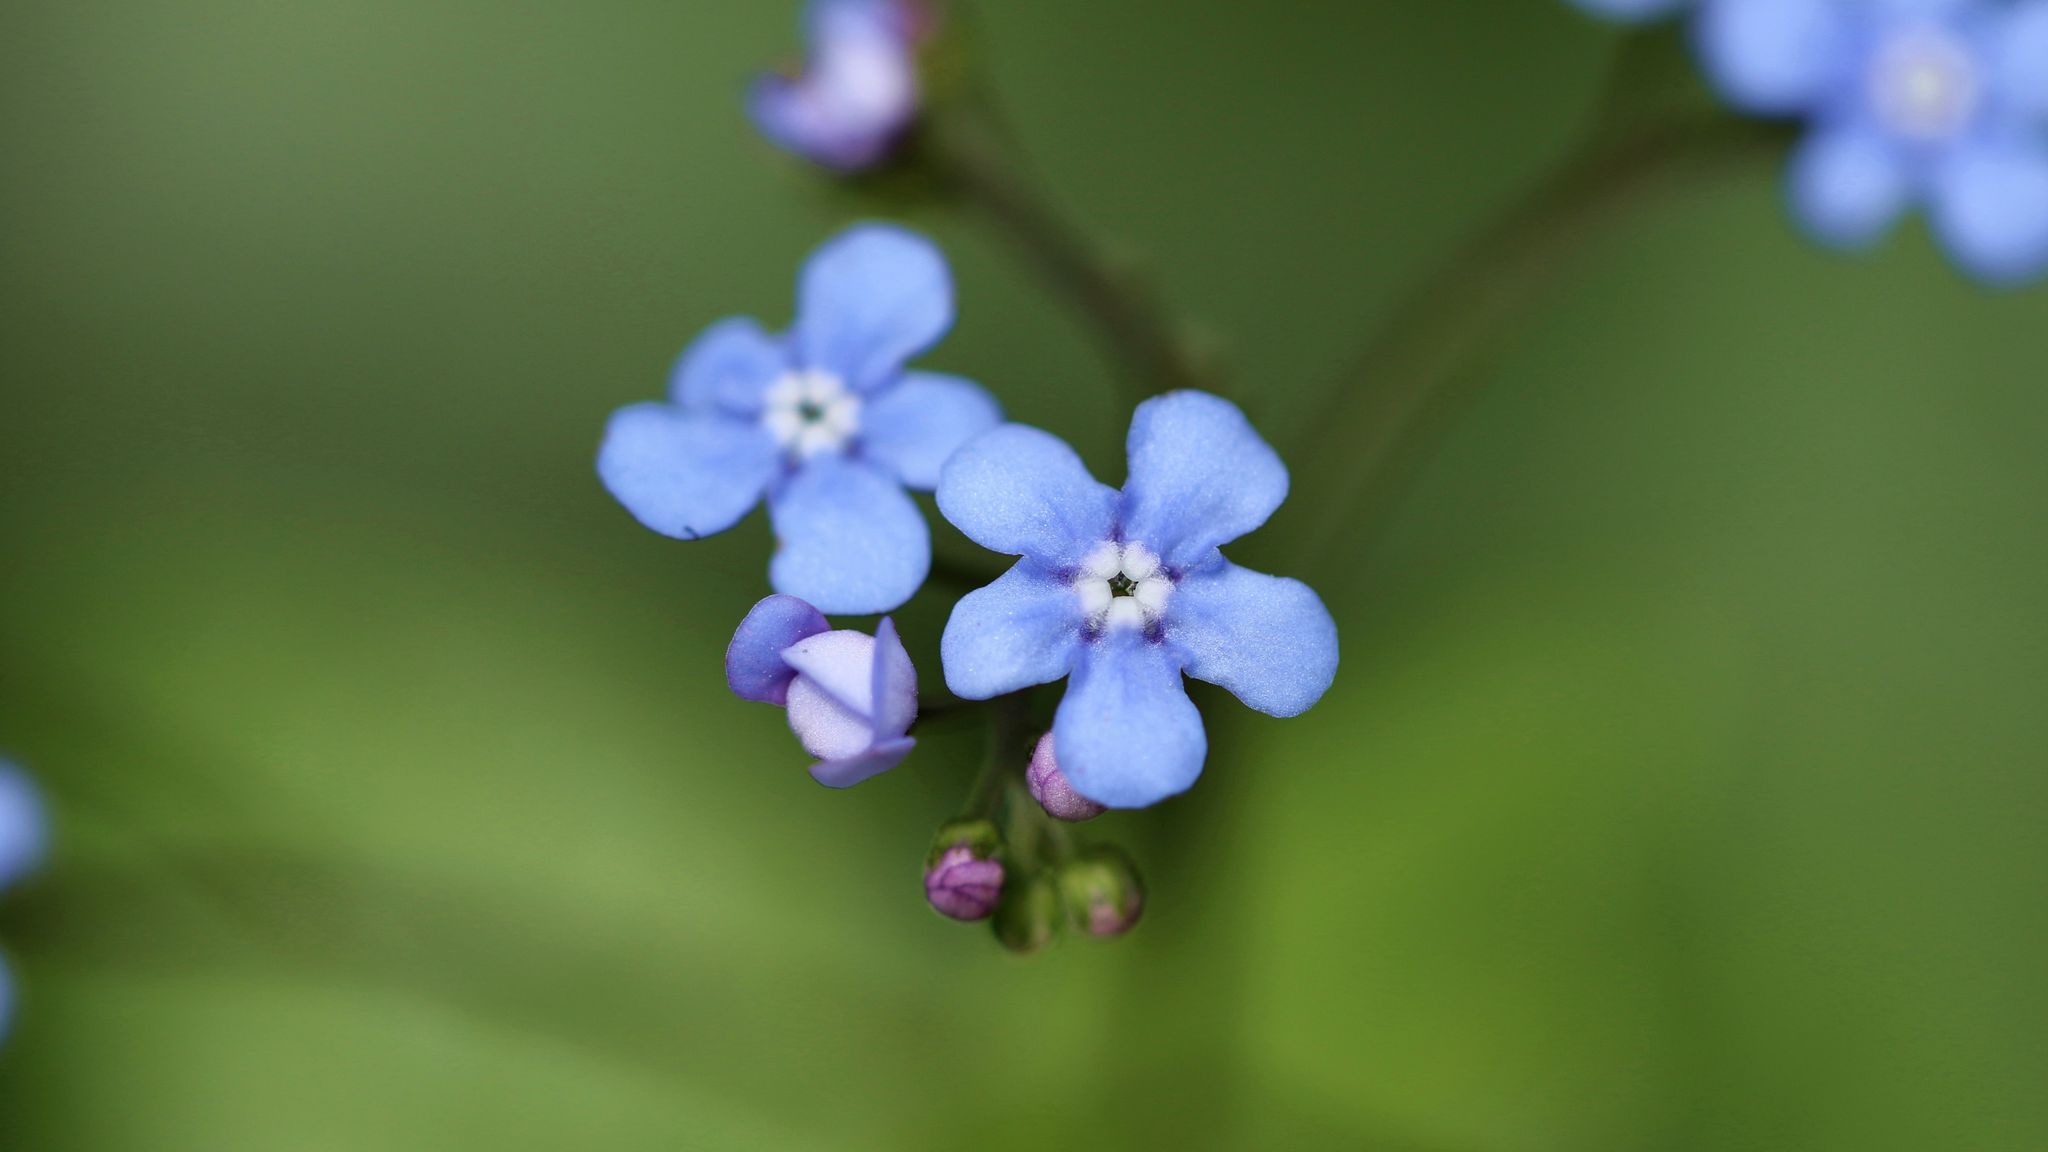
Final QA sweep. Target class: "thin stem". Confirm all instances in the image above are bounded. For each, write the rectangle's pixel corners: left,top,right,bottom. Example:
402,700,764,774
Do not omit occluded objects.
920,103,1210,405
1289,113,1790,576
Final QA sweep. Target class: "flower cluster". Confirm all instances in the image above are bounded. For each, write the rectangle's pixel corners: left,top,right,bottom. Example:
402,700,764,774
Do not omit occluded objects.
0,760,47,1044
604,225,1336,941
1569,0,2048,285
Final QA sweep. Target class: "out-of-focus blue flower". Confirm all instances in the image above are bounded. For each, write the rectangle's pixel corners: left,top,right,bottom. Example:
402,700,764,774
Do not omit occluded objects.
1567,0,1691,23
936,391,1339,810
0,760,48,1047
750,0,926,172
1697,0,2048,284
727,594,919,788
600,224,1000,614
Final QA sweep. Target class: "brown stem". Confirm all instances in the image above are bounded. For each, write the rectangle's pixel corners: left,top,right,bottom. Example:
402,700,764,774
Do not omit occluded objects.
920,105,1211,406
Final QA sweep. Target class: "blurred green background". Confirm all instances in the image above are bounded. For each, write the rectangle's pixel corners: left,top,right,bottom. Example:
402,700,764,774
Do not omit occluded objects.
3,1,2046,1148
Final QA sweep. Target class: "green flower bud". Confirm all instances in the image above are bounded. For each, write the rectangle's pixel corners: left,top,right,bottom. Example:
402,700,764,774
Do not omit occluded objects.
991,873,1063,954
1057,848,1144,937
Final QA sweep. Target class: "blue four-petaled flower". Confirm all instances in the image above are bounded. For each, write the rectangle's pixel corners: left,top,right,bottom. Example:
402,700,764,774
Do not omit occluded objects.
750,0,925,172
598,224,1001,615
0,759,47,1047
937,391,1339,810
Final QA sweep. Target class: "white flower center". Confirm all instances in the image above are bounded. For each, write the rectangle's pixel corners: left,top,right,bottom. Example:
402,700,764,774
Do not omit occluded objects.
1073,540,1172,632
762,370,860,459
1868,27,1981,143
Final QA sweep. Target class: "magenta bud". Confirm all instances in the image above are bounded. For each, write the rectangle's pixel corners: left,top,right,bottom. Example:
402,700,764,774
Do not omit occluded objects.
924,819,1004,921
1025,732,1105,822
926,845,1003,921
1057,848,1144,938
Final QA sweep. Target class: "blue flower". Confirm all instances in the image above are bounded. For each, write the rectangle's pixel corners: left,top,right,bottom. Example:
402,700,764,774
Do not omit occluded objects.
1567,0,1691,23
1697,0,2048,284
599,224,1000,614
750,0,926,172
0,759,47,1046
936,391,1339,810
727,594,920,788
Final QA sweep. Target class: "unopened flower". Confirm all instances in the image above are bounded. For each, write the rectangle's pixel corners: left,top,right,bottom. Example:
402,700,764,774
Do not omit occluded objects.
923,818,1004,920
600,224,1000,613
726,594,919,787
937,391,1339,810
991,873,1062,954
1056,848,1144,938
0,759,47,1046
1024,732,1104,822
750,0,927,172
1697,0,2048,284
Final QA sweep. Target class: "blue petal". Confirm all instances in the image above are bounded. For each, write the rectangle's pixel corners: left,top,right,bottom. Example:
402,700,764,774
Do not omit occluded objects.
1930,141,2048,286
811,736,915,789
936,424,1118,567
1167,560,1339,719
1053,631,1205,809
1121,391,1289,571
1999,1,2048,120
1788,127,1915,250
598,404,779,541
1567,0,1689,23
794,225,954,392
769,456,930,614
726,595,830,705
0,762,46,893
940,561,1085,700
869,616,918,740
1694,0,1851,115
860,372,1003,490
671,317,788,415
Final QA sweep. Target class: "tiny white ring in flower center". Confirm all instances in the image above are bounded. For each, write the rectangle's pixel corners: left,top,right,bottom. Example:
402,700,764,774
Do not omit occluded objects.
762,369,861,459
1073,540,1172,631
1868,27,1981,143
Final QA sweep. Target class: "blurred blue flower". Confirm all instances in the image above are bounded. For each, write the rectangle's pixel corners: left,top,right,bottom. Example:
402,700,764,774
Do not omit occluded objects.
727,594,919,788
599,224,1000,614
750,0,926,172
0,759,48,1046
1567,0,1691,23
937,391,1339,810
1697,0,2048,284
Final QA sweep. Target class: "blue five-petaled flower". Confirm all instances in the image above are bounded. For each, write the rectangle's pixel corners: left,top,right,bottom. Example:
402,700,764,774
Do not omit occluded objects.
0,759,47,1047
598,224,1001,615
750,0,925,172
1699,0,2048,284
1570,0,2048,285
727,595,920,789
937,391,1340,810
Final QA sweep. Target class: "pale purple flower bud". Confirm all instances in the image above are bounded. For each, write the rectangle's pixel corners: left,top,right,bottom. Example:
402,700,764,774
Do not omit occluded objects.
727,595,918,788
1025,732,1104,822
